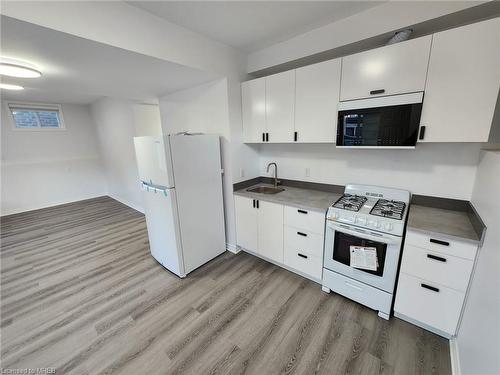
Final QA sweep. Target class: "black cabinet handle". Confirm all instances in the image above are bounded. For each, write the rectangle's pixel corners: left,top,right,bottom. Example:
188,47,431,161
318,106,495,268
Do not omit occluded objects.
266,133,269,142
256,200,259,209
427,254,447,262
252,199,255,208
294,131,298,142
419,126,426,140
370,89,385,95
297,232,307,237
430,238,449,246
421,283,439,293
297,209,308,214
298,253,308,259
262,133,265,142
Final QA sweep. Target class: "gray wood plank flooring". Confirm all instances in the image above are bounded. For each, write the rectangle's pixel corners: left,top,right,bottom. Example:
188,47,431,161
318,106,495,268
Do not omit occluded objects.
0,196,451,374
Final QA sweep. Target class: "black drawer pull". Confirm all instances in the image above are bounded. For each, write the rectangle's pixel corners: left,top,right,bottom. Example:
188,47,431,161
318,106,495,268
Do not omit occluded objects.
294,131,298,142
252,199,255,208
298,253,308,259
297,209,308,214
265,133,269,142
427,254,447,262
370,89,385,95
256,200,259,209
430,238,449,246
421,283,439,293
297,232,307,237
419,126,426,140
262,133,265,142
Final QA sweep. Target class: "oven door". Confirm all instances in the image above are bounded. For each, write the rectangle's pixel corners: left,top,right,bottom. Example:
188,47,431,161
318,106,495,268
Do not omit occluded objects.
324,221,402,293
336,92,423,148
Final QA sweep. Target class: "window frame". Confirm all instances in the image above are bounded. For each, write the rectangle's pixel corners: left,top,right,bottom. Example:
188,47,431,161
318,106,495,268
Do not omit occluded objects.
6,102,66,131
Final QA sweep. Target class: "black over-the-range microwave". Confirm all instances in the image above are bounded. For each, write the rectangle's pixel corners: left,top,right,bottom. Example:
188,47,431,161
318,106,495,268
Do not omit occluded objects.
336,92,424,148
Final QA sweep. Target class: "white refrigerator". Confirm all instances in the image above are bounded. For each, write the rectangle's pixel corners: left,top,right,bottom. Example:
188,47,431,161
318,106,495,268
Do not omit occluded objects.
133,134,226,277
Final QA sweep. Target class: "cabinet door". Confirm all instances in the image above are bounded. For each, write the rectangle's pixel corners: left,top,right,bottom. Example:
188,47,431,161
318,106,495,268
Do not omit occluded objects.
295,59,341,143
419,18,500,142
266,70,295,143
257,200,284,263
242,77,266,143
340,36,432,101
234,195,258,252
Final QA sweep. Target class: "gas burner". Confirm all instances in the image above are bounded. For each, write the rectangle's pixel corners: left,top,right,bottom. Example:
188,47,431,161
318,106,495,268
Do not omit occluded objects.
333,194,368,212
370,199,406,220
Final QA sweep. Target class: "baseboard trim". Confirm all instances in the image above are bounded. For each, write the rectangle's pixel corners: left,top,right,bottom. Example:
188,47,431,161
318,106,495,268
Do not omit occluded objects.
450,337,462,375
226,243,241,254
108,194,144,214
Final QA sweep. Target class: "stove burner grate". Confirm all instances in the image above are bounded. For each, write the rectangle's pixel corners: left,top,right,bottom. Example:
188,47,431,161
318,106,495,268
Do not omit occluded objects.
370,199,406,220
333,194,368,212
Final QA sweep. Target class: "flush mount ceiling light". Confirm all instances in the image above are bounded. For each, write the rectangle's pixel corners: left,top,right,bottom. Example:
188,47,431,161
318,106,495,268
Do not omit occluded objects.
0,60,42,78
0,83,24,90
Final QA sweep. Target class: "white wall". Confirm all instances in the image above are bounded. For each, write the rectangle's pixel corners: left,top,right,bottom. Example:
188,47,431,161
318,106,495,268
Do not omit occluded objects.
159,79,259,249
457,150,500,375
247,1,483,72
1,101,106,215
90,98,145,213
259,143,482,200
132,103,163,137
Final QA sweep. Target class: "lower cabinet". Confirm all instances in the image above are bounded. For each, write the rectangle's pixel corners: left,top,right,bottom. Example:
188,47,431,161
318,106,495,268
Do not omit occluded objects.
234,194,325,282
394,229,478,338
234,195,283,263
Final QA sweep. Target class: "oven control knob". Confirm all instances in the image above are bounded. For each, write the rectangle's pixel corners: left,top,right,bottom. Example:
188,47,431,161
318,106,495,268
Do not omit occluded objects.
373,221,381,228
357,217,367,225
385,223,394,231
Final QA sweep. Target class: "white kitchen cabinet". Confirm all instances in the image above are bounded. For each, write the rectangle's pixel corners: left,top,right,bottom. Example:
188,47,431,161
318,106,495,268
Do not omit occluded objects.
242,77,266,143
419,18,500,142
394,229,478,338
234,195,258,252
295,59,341,143
266,70,295,143
257,200,284,263
340,35,432,101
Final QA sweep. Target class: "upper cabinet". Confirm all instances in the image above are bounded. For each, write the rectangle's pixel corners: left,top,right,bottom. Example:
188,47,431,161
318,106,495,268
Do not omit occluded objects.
242,77,266,143
419,18,500,143
295,59,341,143
340,36,432,101
266,70,296,143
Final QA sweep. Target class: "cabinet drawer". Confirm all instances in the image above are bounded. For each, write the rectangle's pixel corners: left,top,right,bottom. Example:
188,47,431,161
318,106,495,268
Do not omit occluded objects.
394,273,464,336
284,247,322,280
401,244,474,292
405,230,477,260
284,226,324,258
284,206,325,235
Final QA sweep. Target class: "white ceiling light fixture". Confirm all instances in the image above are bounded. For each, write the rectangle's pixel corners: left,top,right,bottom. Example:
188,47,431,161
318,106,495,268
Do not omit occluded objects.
0,83,24,90
0,58,42,78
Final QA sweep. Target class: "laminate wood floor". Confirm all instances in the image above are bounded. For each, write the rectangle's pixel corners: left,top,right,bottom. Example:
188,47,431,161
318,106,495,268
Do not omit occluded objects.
1,196,451,375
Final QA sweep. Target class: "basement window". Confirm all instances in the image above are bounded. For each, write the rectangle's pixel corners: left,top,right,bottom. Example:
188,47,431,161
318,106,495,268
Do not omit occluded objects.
8,103,65,130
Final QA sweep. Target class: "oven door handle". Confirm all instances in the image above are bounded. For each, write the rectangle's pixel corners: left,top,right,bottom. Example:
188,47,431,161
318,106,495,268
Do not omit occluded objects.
327,221,398,245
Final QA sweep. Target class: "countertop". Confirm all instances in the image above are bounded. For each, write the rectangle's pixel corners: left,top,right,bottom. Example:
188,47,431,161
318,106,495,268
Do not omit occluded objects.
407,204,481,244
233,183,341,213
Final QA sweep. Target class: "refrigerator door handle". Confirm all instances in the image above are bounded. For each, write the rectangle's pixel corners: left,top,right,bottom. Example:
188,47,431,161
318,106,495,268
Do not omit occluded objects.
141,181,169,196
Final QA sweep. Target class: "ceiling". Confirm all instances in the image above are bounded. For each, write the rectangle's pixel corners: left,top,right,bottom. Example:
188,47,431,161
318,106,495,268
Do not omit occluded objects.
127,1,385,52
0,16,219,105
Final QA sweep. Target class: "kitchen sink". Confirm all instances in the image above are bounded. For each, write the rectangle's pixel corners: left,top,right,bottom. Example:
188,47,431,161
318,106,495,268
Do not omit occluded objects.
246,186,285,194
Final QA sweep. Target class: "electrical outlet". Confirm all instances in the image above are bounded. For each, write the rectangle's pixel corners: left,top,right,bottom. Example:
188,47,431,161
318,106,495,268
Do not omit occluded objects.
305,168,311,177
239,168,245,178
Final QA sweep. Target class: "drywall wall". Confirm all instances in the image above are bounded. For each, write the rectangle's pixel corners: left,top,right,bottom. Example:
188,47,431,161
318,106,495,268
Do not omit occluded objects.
133,103,163,137
457,150,500,375
247,1,484,72
159,78,259,249
1,101,106,215
259,143,482,200
90,97,144,212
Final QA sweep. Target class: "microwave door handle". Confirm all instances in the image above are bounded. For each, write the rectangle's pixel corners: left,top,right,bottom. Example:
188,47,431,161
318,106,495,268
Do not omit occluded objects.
327,222,396,245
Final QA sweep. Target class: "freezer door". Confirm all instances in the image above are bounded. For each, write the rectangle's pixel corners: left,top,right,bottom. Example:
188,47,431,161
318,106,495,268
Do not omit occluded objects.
169,134,226,274
142,186,184,277
134,136,175,188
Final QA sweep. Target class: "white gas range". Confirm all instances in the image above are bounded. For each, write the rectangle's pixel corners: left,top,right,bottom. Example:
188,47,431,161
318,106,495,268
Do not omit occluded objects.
322,184,410,320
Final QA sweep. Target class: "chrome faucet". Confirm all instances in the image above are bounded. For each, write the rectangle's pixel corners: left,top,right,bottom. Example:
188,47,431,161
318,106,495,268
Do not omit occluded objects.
266,162,280,188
